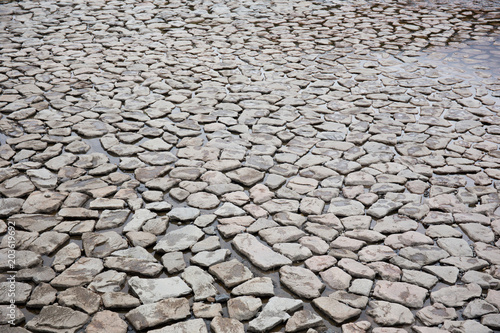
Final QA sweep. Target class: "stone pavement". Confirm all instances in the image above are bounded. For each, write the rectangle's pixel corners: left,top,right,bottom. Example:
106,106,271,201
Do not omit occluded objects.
1,0,500,332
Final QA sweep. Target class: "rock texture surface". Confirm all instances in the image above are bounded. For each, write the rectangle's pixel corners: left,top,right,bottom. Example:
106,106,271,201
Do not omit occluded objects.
1,0,500,332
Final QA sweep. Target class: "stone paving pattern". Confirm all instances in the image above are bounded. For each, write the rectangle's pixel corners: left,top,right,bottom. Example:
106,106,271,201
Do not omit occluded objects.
1,0,500,332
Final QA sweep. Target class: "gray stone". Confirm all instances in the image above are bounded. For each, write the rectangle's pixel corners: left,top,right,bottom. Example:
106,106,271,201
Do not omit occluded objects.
88,270,127,293
437,238,473,257
373,280,427,308
57,286,101,314
232,233,292,270
161,252,186,273
231,277,275,297
26,305,89,333
0,282,31,304
149,319,208,333
209,259,253,288
193,303,223,318
82,231,128,258
358,245,395,262
17,266,55,283
103,257,163,277
373,215,418,234
51,243,81,268
26,283,57,308
460,223,495,243
228,296,262,321
102,292,141,309
123,208,156,232
259,226,305,245
422,266,459,284
154,225,204,252
181,266,217,301
475,242,500,265
128,276,191,304
285,310,323,332
416,303,457,325
273,243,312,261
125,298,190,331
401,269,438,289
431,283,482,307
399,245,449,265
85,310,128,333
22,191,66,214
210,316,245,333
28,231,69,255
482,314,500,329
187,192,220,209
320,267,352,290
96,210,129,230
367,199,403,218
0,198,24,217
328,198,365,216
442,320,493,333
313,297,361,323
463,299,499,319
248,297,303,332
190,249,230,267
279,266,324,299
167,207,200,221
367,301,414,326
51,257,103,288
462,270,500,289
227,167,264,186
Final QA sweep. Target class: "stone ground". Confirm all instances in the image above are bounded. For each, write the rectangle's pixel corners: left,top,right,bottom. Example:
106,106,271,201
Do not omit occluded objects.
0,0,500,332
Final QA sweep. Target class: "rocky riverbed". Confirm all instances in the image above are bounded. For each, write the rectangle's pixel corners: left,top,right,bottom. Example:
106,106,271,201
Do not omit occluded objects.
1,0,500,332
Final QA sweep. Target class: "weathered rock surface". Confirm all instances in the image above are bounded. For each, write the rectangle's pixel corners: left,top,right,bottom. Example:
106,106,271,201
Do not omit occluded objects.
128,276,192,304
232,233,292,270
125,298,190,331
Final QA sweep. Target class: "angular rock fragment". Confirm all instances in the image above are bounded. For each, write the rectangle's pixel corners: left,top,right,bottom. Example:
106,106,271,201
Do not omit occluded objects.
232,233,292,270
313,297,361,323
125,298,190,331
26,305,89,333
128,276,191,304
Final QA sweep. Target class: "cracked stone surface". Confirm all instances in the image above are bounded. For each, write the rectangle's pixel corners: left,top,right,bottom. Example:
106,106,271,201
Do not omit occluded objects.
1,0,500,332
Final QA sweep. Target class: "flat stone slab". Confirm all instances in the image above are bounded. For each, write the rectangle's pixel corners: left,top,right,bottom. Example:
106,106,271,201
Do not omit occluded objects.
248,297,303,332
154,225,205,252
57,286,101,314
373,280,427,308
128,276,192,304
149,319,208,333
231,277,275,297
232,233,292,270
279,266,324,299
228,296,262,321
181,266,217,301
26,305,89,333
51,257,103,288
258,226,306,245
367,301,414,326
226,167,264,186
125,298,190,331
313,297,361,323
208,259,253,288
104,257,163,277
430,283,482,307
85,310,128,333
416,303,457,326
285,309,323,332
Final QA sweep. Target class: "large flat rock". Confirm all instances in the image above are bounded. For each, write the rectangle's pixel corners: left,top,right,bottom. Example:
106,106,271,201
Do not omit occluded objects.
232,233,292,270
126,298,190,331
128,276,192,304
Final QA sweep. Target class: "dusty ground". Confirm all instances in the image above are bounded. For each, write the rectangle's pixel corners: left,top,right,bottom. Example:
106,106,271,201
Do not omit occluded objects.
1,0,500,332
